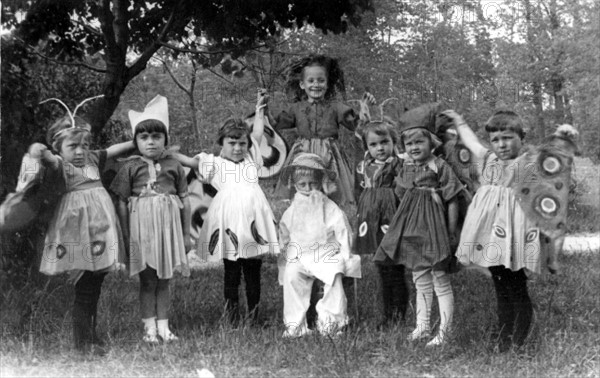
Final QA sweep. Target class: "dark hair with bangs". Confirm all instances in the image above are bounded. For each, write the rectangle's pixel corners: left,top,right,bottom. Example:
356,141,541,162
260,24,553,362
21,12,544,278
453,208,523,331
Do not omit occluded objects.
484,110,526,139
360,118,398,150
217,118,252,148
133,119,168,149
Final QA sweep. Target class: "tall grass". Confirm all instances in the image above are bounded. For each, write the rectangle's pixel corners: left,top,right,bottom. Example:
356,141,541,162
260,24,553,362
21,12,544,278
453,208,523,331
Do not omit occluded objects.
1,251,598,377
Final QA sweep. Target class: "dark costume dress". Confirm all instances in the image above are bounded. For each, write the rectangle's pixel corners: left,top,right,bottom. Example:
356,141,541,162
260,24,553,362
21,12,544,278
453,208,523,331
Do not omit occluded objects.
355,153,403,254
356,153,409,323
274,100,361,205
374,156,462,271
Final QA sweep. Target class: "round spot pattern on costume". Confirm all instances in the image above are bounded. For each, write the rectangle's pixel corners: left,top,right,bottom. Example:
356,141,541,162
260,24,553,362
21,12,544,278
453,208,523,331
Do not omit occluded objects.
458,148,471,163
57,244,67,259
91,241,105,257
540,197,557,214
493,225,506,238
542,156,561,175
358,222,368,237
525,229,539,243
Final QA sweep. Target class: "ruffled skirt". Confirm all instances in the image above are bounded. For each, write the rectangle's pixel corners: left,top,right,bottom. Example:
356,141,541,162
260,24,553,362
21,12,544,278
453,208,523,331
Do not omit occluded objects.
41,187,124,276
197,186,280,262
128,194,189,278
374,188,452,270
456,185,544,274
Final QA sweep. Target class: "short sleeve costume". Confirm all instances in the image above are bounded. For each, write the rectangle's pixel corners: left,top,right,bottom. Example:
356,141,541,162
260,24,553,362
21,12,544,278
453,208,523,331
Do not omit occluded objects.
193,137,279,262
456,151,545,274
274,100,361,205
354,154,404,254
110,155,189,278
41,150,125,280
374,156,462,271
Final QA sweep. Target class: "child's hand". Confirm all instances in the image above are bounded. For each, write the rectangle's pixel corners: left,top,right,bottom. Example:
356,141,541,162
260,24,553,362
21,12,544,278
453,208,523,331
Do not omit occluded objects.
28,143,48,159
359,92,375,122
362,92,376,105
440,110,466,127
256,88,269,112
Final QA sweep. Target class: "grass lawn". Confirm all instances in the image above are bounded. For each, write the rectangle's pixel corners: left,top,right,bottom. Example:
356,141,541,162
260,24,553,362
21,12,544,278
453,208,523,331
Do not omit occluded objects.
1,249,599,377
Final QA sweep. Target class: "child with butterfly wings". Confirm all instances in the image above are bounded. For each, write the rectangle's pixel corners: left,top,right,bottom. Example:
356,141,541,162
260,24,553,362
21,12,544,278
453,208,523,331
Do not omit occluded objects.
443,109,578,352
28,96,134,355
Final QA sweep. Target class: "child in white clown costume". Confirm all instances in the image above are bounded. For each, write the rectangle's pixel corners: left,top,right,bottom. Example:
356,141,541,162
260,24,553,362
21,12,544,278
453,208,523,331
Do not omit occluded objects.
278,153,361,338
111,95,192,343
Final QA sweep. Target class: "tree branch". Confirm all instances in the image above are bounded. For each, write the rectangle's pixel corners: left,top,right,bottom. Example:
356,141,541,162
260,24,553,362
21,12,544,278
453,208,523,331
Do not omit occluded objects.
28,47,106,73
127,2,179,81
158,58,192,96
159,41,268,55
205,67,235,85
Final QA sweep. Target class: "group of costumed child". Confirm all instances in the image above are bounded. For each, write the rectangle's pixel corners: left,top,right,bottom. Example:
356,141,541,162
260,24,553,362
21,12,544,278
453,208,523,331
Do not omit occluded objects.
1,54,578,356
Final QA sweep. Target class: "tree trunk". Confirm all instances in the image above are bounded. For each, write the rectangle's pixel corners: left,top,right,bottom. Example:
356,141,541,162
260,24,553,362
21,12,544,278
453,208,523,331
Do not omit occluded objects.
524,0,546,140
532,81,545,140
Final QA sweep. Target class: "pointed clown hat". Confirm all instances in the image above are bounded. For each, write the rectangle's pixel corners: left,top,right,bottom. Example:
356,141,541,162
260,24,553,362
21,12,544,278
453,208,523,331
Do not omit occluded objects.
244,112,288,178
129,95,169,134
397,102,443,149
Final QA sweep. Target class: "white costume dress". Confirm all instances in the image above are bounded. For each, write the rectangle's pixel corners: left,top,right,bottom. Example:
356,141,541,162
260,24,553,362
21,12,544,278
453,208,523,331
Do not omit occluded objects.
195,138,280,261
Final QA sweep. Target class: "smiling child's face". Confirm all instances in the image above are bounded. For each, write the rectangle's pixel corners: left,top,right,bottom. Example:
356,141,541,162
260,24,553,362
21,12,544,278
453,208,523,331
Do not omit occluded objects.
403,132,433,163
300,65,328,102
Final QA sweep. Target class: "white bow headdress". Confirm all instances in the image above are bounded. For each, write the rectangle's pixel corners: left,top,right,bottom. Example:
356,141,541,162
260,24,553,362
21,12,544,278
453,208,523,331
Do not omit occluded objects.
128,95,169,134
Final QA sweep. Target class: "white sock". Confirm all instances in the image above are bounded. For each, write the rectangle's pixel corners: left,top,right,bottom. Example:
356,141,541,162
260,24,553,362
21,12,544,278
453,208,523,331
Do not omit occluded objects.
430,271,454,345
142,317,157,335
157,319,171,338
412,271,433,338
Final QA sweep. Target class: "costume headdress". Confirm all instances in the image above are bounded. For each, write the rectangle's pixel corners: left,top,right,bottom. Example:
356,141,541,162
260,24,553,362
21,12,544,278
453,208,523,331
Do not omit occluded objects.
40,95,104,143
128,95,169,134
397,102,443,150
279,153,337,183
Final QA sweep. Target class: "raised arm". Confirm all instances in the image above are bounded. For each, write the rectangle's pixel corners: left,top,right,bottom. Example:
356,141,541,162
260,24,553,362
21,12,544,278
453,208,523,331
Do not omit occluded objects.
106,141,135,159
441,110,487,160
251,89,268,146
